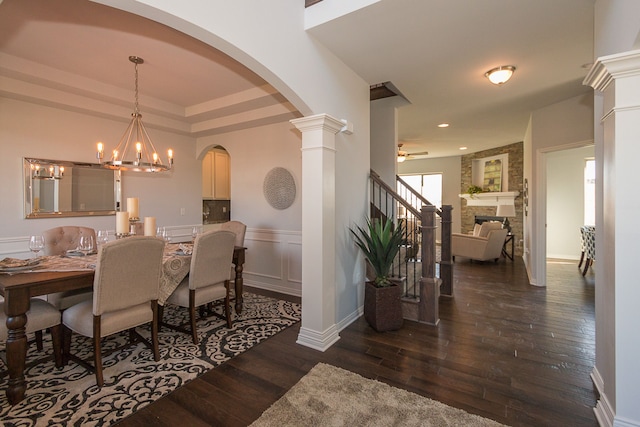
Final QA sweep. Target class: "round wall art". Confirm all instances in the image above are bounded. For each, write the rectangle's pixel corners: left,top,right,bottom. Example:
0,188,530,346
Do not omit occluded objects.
263,167,296,210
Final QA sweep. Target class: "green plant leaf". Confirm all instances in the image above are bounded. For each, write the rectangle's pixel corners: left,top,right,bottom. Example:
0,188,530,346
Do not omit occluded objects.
349,217,405,287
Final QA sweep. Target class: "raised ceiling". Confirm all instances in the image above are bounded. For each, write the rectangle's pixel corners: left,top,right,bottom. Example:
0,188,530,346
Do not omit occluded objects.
0,0,595,158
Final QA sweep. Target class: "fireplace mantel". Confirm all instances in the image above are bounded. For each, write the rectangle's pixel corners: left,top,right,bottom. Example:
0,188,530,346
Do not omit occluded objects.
459,191,519,207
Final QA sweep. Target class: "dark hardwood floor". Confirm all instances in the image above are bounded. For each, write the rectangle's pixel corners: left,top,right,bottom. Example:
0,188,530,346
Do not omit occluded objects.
117,257,597,427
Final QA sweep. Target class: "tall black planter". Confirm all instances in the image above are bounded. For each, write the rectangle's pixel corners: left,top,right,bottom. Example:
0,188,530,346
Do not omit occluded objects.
364,281,403,332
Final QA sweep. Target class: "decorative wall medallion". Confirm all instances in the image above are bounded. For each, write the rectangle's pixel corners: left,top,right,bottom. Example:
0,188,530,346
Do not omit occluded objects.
263,167,296,210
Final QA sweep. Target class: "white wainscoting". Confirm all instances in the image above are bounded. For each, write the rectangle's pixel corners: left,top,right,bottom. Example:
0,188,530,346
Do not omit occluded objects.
242,228,302,297
0,226,303,297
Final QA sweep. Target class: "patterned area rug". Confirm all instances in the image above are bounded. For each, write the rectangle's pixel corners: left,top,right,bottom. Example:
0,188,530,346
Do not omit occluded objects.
250,363,506,427
0,293,301,426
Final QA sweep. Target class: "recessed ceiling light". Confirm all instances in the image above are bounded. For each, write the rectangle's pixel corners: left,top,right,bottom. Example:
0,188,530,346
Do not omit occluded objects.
459,146,468,150
437,123,449,128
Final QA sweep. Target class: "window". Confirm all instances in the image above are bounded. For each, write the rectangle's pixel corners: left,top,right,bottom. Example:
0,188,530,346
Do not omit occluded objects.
399,173,442,209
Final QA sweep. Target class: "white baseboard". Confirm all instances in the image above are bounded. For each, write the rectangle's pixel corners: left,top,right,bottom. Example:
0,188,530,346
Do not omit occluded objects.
296,325,340,352
592,367,614,427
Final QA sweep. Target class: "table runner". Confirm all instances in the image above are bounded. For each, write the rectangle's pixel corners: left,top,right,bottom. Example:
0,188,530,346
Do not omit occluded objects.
1,244,191,305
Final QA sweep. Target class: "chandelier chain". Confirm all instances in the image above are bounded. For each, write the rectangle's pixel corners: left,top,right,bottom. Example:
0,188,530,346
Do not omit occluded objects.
134,60,139,115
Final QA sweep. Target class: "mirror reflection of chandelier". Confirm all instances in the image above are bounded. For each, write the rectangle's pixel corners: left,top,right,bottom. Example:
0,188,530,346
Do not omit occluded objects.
97,56,173,172
31,163,64,180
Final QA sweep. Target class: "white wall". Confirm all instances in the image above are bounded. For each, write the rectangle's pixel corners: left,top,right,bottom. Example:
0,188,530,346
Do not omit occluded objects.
198,121,303,296
370,96,409,185
546,145,594,260
525,93,594,286
397,156,462,234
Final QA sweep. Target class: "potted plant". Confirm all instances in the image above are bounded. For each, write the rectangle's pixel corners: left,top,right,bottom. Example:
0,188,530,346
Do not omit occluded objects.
467,184,484,198
350,217,405,332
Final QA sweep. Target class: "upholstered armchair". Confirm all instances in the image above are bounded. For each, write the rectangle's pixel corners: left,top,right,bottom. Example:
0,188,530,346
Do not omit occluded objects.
42,226,97,310
452,221,508,262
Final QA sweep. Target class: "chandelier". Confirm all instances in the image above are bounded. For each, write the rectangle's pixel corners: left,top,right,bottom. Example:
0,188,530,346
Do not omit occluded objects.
97,56,173,172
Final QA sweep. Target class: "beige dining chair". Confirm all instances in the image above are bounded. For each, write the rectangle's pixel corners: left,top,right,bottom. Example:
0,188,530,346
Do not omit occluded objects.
163,229,236,344
207,220,246,247
1,298,63,370
42,226,97,310
222,221,246,247
206,221,246,294
61,236,164,387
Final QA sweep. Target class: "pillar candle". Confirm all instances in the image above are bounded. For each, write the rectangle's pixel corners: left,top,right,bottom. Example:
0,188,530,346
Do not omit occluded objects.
144,217,157,236
127,197,139,219
116,211,129,234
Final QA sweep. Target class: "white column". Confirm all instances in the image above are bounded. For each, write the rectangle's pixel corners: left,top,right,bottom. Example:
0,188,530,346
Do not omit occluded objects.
290,113,344,351
584,49,640,427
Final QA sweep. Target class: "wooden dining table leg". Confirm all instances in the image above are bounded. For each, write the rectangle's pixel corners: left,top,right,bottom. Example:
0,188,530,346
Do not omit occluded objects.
233,248,245,315
4,288,30,405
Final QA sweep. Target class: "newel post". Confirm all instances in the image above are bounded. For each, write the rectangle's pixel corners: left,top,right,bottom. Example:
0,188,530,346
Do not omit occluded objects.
419,205,439,325
439,205,453,297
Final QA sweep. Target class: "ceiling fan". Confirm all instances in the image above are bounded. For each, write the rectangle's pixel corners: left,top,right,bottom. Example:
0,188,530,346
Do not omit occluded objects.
397,144,429,162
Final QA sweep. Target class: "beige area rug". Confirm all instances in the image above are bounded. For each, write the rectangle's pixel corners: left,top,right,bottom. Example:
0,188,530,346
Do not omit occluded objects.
251,363,506,427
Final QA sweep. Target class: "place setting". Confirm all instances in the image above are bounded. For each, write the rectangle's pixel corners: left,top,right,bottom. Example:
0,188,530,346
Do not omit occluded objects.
0,257,42,273
0,234,97,276
0,235,47,274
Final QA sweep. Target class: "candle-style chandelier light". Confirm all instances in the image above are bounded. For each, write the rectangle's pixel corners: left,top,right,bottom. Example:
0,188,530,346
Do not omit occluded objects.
97,56,173,172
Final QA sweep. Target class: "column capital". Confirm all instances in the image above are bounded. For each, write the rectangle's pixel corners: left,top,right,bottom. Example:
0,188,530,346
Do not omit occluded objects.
290,113,345,134
584,49,640,92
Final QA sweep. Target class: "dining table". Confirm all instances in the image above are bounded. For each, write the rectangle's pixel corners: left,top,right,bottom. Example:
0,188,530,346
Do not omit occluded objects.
0,242,246,405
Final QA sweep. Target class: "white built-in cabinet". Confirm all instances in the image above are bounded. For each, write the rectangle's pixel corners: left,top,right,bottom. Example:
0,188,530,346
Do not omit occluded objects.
202,148,230,200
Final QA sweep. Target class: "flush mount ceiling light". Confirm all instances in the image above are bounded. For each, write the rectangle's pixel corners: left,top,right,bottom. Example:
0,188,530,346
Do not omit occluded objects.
484,65,516,85
96,56,173,172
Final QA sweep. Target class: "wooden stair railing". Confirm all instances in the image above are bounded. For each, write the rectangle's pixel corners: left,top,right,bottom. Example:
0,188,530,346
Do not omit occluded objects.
396,174,453,298
369,169,453,326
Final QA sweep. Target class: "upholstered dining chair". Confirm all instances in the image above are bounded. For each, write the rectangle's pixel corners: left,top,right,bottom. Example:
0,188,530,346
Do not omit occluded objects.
221,221,246,247
162,229,236,344
61,236,164,387
207,220,246,247
206,221,247,293
1,298,63,370
42,226,97,310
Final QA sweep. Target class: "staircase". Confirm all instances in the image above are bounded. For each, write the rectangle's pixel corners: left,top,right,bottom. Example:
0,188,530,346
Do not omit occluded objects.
369,170,453,325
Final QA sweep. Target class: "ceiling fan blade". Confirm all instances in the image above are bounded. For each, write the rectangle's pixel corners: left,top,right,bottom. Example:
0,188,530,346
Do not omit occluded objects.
408,150,429,156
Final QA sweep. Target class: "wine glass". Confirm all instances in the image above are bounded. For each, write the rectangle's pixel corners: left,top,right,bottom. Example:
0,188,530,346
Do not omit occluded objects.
29,235,45,258
157,226,171,243
96,230,109,248
79,235,94,257
191,226,200,242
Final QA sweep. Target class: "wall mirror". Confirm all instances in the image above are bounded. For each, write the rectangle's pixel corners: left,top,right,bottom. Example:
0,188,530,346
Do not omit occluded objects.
24,157,121,218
